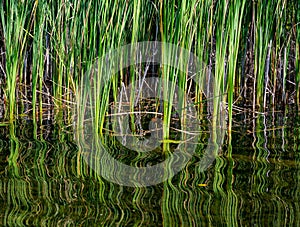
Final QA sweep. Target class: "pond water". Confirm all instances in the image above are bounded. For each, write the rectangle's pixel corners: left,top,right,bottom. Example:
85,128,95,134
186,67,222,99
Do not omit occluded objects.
0,106,299,226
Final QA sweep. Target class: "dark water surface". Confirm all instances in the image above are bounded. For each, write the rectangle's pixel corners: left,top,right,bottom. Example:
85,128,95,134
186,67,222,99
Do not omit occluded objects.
0,109,300,226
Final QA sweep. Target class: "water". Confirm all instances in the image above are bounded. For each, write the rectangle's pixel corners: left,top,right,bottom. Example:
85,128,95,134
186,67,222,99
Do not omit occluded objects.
0,108,299,226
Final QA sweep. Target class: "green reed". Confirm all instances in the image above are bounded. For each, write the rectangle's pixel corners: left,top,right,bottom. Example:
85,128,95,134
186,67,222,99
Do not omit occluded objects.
253,1,274,108
31,2,46,122
0,1,32,120
0,0,298,142
296,1,300,107
159,0,202,147
227,0,245,137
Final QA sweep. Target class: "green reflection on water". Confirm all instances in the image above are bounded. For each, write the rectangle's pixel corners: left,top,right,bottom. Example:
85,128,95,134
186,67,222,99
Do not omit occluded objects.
0,113,300,226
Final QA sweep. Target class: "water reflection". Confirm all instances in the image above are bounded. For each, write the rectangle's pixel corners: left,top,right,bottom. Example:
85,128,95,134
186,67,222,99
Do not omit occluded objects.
0,110,299,225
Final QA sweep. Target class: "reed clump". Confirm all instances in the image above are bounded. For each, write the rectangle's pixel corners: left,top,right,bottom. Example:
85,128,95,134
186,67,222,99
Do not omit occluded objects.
0,0,298,133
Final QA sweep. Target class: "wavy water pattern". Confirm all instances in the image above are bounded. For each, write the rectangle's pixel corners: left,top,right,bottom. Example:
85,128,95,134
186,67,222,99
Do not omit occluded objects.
0,112,299,225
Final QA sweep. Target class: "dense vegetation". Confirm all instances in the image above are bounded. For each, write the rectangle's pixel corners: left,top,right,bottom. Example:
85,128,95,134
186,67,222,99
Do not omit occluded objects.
0,1,300,225
0,0,299,132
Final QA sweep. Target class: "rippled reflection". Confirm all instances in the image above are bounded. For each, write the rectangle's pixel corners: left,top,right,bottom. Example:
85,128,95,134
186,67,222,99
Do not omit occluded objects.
0,111,299,226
